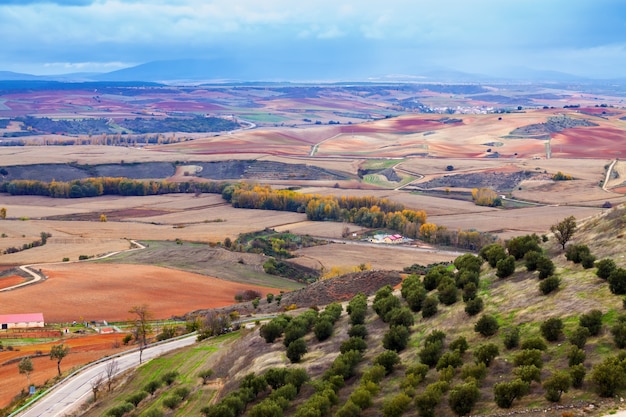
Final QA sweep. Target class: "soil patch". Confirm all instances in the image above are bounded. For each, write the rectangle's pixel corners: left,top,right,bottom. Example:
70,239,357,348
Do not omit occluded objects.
0,275,25,289
0,263,281,323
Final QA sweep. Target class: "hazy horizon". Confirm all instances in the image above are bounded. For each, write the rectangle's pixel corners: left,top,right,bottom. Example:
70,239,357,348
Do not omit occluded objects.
1,0,625,80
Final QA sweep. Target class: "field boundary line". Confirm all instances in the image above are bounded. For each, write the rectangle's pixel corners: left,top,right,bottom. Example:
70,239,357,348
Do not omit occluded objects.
0,239,146,293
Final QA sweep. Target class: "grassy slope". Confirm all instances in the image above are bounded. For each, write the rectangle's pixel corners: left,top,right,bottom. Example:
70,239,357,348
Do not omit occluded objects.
76,206,626,417
94,240,305,291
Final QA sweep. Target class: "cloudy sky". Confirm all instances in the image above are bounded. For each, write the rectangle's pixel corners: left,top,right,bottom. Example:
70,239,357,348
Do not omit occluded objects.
1,0,625,79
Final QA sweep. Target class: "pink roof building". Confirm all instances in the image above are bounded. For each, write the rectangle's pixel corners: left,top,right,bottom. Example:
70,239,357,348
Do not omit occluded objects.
0,313,45,329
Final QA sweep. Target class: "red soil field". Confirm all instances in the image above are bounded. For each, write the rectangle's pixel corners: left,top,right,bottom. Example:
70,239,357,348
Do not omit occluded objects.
0,333,130,409
0,263,279,323
0,275,25,290
552,126,626,159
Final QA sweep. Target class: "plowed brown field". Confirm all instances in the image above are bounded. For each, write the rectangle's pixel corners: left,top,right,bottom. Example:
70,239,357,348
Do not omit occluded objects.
0,263,277,323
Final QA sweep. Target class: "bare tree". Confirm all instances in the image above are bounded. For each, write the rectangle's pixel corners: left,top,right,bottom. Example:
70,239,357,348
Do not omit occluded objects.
129,304,152,363
50,344,70,376
105,360,119,392
90,373,104,402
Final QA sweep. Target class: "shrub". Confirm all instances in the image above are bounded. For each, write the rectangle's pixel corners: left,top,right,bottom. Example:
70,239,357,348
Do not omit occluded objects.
287,338,308,363
543,370,571,402
248,399,284,417
449,336,469,354
540,318,564,342
536,256,555,279
513,365,541,383
496,255,516,278
479,243,507,268
173,386,191,400
140,409,164,417
565,244,591,264
609,268,626,295
361,364,387,385
421,296,439,318
567,346,586,366
340,337,368,354
285,368,309,392
420,340,444,368
591,356,626,397
503,327,520,349
405,286,427,312
383,325,410,352
473,343,499,367
388,307,415,327
521,337,547,351
127,391,148,407
105,403,135,417
460,362,487,381
596,258,617,280
373,295,402,322
415,382,446,417
348,324,368,339
493,379,530,408
464,297,484,316
260,321,284,343
424,329,446,344
539,276,560,294
163,394,183,409
462,282,478,301
240,372,268,396
144,380,161,395
161,371,179,385
610,315,626,348
524,250,542,271
568,326,590,349
436,351,463,370
448,380,481,416
382,393,412,417
579,309,603,336
374,350,401,375
122,333,133,345
506,234,541,260
474,314,499,337
334,401,360,417
454,253,483,274
513,349,543,368
437,282,458,305
313,319,333,342
349,386,373,409
581,254,596,269
264,368,288,389
569,363,586,388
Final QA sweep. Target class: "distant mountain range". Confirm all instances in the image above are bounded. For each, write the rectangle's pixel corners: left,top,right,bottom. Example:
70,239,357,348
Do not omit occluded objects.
0,59,622,84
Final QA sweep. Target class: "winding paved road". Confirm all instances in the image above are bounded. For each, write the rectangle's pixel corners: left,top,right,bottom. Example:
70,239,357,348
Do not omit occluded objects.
14,335,196,417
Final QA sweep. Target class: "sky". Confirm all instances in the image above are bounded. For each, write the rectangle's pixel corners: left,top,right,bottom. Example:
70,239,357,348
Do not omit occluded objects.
1,0,625,79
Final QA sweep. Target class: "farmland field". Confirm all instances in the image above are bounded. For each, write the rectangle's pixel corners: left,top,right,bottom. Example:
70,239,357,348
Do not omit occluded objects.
2,81,626,413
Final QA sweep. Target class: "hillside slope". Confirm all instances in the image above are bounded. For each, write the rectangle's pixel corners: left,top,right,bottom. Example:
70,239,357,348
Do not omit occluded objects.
76,206,626,417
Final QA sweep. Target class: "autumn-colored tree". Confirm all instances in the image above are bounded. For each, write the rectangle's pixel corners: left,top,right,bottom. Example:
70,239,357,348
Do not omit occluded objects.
0,207,6,219
420,223,438,242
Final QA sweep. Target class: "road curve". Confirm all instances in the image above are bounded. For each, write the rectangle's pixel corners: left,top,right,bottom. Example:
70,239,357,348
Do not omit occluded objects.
14,335,196,417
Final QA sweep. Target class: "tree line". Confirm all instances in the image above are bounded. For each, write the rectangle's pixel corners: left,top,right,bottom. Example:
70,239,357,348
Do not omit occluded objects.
0,177,228,198
0,178,496,250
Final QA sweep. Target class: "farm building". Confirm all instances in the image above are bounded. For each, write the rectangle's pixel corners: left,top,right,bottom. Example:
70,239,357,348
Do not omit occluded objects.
0,313,45,330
